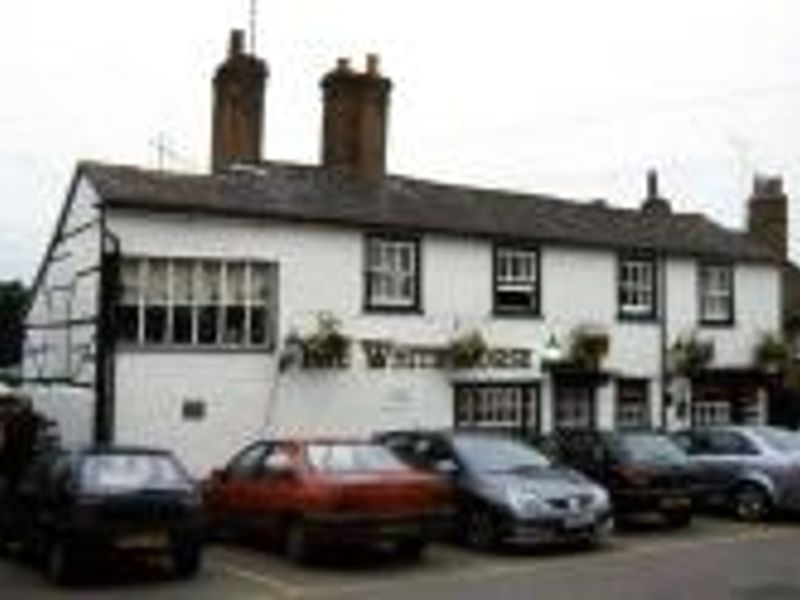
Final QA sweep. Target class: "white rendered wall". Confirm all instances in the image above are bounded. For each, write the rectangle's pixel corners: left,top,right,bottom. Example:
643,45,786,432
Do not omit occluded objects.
107,209,781,476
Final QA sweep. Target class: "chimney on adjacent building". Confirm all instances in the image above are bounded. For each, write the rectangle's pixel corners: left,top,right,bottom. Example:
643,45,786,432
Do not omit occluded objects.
748,175,788,260
211,30,268,172
641,169,672,216
320,54,392,182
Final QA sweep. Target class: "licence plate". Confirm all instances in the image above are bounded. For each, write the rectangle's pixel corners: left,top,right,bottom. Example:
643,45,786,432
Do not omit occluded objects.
563,514,593,530
115,532,169,550
661,497,690,509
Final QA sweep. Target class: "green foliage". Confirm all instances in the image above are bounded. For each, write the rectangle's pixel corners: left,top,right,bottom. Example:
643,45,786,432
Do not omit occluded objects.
754,332,790,373
569,325,610,370
298,312,351,368
447,330,488,369
0,281,28,369
669,333,714,376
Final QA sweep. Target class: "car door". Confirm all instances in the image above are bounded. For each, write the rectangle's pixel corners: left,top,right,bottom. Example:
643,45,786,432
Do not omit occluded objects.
249,442,301,539
688,430,757,501
210,442,270,530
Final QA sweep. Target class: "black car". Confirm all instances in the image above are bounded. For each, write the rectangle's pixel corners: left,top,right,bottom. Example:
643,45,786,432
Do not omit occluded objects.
377,430,613,550
539,430,694,527
0,446,204,584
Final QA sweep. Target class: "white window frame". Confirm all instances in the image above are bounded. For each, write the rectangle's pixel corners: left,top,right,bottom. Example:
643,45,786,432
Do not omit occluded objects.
494,245,539,315
691,401,731,426
616,380,651,430
619,254,656,318
699,263,734,325
365,235,420,311
455,384,539,434
117,256,277,350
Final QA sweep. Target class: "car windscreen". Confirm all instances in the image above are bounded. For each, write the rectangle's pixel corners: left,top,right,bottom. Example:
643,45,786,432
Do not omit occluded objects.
752,427,800,453
306,443,410,473
617,434,687,464
80,453,192,494
452,436,551,473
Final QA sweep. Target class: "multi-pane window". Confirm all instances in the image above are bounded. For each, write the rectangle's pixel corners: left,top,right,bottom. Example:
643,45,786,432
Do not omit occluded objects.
616,379,651,430
494,245,540,315
618,254,657,319
699,264,734,325
117,257,277,349
554,386,595,430
455,384,539,435
691,401,731,426
364,235,420,311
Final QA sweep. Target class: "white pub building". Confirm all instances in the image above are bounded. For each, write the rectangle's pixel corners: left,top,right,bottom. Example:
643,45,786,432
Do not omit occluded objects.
23,32,785,475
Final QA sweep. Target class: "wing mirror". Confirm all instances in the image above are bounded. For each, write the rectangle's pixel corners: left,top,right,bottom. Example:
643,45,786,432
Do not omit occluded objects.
433,459,459,476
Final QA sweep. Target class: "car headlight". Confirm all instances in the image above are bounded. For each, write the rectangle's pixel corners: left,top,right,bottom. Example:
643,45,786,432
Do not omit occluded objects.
591,485,610,509
506,488,545,515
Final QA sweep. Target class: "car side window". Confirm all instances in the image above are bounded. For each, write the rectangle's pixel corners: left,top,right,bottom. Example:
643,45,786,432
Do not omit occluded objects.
226,443,268,480
672,432,694,454
706,431,758,456
261,444,295,476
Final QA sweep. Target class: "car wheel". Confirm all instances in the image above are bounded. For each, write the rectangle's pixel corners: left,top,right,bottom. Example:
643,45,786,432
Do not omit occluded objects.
465,505,501,550
396,538,427,560
731,483,771,522
284,519,312,564
664,510,692,528
172,540,202,578
46,538,78,586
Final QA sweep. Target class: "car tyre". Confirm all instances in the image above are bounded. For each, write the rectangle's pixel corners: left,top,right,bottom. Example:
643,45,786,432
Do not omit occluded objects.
396,538,427,560
664,510,692,528
731,483,771,522
172,540,202,578
46,538,79,586
285,519,312,564
465,505,501,551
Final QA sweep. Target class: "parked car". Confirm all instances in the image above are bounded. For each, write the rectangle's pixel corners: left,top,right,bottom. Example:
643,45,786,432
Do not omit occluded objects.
376,430,612,550
672,426,800,521
202,439,452,563
0,446,204,584
539,430,694,527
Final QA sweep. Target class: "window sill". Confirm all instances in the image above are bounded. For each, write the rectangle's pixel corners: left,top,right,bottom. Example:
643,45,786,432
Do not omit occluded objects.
698,319,735,329
617,313,659,323
492,309,542,319
116,343,275,354
363,305,423,315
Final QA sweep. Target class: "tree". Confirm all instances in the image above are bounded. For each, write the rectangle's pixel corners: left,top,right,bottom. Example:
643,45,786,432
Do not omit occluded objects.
0,281,28,368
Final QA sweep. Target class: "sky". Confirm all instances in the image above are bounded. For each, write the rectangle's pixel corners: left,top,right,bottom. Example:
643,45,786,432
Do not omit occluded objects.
2,0,800,283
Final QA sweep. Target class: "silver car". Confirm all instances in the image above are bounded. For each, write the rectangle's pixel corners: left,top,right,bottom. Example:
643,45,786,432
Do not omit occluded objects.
673,426,800,521
377,430,613,549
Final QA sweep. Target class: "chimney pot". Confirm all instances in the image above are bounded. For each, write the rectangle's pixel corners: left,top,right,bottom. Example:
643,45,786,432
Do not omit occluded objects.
336,57,351,72
229,29,245,56
366,53,380,76
647,169,659,199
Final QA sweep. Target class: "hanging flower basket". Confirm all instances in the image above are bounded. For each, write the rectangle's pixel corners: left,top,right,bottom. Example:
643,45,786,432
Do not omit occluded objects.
569,324,610,371
669,333,714,377
754,332,790,374
289,312,351,369
446,330,488,369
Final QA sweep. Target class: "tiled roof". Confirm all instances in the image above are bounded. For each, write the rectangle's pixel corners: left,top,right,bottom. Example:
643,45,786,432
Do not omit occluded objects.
81,160,774,262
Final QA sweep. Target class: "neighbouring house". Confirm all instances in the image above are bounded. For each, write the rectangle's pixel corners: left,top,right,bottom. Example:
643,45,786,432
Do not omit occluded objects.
21,31,784,475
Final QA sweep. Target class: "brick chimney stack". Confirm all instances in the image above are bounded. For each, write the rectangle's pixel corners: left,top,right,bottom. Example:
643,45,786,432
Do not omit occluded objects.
320,54,392,182
747,175,788,260
211,30,268,172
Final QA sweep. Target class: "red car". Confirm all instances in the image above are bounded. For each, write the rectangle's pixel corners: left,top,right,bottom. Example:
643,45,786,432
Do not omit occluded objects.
203,439,452,562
